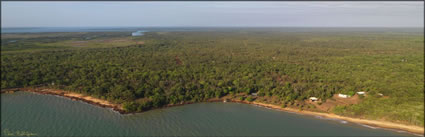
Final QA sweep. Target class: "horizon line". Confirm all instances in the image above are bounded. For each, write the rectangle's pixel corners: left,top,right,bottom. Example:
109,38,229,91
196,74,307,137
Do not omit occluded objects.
2,26,424,29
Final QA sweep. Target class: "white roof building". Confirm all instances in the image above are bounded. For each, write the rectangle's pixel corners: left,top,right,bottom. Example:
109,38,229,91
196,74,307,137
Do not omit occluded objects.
357,91,366,95
338,94,351,98
309,97,318,101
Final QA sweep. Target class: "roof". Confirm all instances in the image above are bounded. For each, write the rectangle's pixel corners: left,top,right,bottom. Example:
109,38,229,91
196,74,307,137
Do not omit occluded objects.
309,97,318,100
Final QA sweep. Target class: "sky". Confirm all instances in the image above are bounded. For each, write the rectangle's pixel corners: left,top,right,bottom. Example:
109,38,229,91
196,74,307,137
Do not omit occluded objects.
1,2,424,28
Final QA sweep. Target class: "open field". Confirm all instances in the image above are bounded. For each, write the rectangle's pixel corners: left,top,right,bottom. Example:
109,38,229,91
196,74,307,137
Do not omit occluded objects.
1,29,423,128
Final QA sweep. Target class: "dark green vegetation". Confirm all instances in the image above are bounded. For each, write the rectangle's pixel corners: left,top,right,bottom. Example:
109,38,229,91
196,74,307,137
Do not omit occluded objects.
1,29,423,126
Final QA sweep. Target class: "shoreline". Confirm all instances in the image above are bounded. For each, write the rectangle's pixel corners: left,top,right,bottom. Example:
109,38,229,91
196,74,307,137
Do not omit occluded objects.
1,87,424,135
1,87,126,114
238,100,424,135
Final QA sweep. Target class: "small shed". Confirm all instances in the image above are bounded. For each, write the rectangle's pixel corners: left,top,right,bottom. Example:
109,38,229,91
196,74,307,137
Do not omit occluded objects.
309,97,318,102
251,93,258,96
338,93,351,98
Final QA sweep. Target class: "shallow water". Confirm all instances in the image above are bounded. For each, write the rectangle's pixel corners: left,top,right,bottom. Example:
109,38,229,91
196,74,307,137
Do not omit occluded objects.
1,92,417,136
132,31,145,36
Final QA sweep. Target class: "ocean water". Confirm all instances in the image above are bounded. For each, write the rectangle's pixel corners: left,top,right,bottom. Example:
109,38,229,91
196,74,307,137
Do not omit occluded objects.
2,27,423,34
1,27,214,33
1,27,134,33
1,92,418,136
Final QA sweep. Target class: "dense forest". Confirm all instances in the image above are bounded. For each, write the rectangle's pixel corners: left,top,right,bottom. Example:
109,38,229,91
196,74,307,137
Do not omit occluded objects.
1,29,423,126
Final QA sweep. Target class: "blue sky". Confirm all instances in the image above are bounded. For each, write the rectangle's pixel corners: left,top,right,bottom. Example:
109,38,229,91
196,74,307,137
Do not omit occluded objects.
1,2,423,28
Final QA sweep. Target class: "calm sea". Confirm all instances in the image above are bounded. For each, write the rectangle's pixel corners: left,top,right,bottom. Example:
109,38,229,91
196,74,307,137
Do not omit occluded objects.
2,27,423,34
1,92,419,136
1,27,217,33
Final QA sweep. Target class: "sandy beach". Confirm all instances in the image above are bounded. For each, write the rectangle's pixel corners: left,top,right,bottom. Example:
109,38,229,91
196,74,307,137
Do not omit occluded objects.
1,87,125,113
239,101,424,135
2,87,424,135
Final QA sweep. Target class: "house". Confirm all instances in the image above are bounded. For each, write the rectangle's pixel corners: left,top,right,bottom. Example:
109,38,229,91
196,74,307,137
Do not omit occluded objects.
309,97,318,102
356,91,366,95
378,93,384,96
338,93,351,98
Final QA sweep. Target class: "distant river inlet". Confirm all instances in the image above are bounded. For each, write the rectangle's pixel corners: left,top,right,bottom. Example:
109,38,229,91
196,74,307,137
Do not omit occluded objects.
131,30,146,36
1,92,418,136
